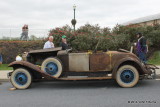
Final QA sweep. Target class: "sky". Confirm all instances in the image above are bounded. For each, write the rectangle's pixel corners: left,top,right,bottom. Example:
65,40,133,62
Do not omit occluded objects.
0,0,160,38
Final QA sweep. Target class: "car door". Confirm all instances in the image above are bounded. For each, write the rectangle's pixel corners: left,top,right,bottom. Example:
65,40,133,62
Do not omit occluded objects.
89,52,111,71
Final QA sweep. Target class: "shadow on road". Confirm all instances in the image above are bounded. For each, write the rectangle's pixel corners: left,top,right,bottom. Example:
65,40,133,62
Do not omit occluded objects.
1,79,155,91
29,79,152,90
32,80,117,89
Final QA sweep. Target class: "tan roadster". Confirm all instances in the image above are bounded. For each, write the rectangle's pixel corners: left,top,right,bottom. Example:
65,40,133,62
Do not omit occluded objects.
8,47,157,89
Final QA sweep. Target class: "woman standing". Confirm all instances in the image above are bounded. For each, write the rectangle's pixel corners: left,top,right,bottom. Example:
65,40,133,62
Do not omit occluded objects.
20,25,29,41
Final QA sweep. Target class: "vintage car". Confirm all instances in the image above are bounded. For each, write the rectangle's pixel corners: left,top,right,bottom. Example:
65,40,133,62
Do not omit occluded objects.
8,47,158,89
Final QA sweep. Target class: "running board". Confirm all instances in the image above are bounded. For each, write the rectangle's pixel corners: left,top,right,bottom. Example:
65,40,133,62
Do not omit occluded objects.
58,76,112,80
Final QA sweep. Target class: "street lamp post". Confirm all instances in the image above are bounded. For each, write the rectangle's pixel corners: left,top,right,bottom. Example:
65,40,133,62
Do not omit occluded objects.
71,4,77,31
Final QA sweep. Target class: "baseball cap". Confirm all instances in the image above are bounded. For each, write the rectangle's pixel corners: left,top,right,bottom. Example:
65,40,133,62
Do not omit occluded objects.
62,35,66,39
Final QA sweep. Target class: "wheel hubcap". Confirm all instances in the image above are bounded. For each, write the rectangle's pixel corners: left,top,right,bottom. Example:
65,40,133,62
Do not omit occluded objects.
45,62,58,76
15,72,28,85
120,69,134,83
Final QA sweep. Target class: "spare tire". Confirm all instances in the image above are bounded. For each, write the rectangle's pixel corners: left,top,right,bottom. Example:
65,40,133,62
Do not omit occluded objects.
41,57,63,78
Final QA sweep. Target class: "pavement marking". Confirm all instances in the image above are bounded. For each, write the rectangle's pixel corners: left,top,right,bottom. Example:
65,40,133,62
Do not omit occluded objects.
9,87,17,91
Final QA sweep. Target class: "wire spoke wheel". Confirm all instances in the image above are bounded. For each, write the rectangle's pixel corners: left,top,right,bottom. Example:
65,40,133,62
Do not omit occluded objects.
45,62,58,75
120,69,134,84
15,72,28,85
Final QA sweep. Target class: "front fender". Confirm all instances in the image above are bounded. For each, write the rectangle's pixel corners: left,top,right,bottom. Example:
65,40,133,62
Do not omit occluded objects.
8,61,55,79
9,61,41,71
112,58,151,79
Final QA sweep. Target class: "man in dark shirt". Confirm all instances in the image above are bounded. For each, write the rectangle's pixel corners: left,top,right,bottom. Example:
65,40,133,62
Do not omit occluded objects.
60,35,70,50
136,33,148,63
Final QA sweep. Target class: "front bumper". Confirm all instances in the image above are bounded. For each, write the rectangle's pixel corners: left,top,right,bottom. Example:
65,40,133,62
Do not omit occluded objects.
145,64,159,70
7,71,13,78
144,64,159,79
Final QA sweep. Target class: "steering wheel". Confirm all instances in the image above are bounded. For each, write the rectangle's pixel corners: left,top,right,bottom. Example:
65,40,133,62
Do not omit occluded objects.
66,48,72,53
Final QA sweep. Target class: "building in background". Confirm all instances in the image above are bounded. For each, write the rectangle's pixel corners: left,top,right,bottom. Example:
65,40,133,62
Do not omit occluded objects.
122,13,160,26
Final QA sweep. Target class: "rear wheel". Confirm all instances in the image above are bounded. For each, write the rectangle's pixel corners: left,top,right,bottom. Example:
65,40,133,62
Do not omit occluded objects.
10,68,32,89
116,65,139,88
41,57,63,78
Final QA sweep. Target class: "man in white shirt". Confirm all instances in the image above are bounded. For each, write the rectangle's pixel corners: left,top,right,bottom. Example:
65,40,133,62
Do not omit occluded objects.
43,36,55,49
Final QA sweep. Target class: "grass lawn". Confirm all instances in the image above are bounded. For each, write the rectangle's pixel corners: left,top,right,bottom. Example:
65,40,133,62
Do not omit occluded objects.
148,51,160,65
0,64,13,70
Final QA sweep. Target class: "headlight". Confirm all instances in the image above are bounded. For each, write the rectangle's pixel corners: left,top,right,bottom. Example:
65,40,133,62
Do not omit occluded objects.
16,55,22,61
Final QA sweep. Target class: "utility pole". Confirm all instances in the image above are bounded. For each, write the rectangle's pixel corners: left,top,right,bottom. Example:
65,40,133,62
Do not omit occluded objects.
71,4,77,31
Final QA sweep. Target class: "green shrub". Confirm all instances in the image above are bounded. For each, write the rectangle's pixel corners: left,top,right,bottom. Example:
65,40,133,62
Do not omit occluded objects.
1,23,160,64
146,30,160,48
112,24,160,49
0,40,45,64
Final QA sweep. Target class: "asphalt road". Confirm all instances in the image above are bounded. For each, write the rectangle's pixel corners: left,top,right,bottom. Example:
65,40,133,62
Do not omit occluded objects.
0,80,160,107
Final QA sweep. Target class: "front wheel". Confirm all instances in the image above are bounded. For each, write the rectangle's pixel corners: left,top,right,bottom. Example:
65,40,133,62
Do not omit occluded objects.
10,68,32,89
116,65,139,88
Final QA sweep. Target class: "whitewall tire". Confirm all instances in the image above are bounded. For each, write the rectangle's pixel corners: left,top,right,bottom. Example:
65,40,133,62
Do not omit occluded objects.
10,68,32,89
116,65,139,88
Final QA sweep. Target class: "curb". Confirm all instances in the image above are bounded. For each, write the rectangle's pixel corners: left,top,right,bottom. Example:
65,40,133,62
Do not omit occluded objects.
0,70,12,82
0,79,9,82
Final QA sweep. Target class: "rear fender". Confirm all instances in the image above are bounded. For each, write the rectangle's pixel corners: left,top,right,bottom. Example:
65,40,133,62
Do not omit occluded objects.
112,58,151,79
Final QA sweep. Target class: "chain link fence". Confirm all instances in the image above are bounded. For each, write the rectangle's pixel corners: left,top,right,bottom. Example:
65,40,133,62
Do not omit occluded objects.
0,28,50,40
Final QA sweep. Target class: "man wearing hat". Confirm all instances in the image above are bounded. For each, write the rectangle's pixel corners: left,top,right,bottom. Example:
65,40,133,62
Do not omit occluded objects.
136,33,148,63
60,35,70,50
